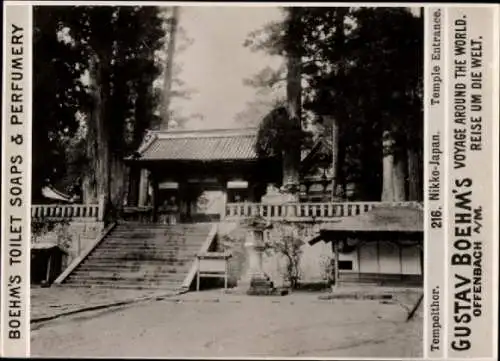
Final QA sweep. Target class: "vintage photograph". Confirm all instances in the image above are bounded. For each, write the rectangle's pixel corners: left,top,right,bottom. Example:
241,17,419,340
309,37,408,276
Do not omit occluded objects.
30,4,424,358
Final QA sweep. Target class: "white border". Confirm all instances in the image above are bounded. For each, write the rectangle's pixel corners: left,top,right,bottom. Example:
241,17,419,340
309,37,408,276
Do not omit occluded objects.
0,2,8,355
26,4,32,356
2,1,500,8
1,1,497,360
442,7,449,360
422,7,429,359
491,5,499,359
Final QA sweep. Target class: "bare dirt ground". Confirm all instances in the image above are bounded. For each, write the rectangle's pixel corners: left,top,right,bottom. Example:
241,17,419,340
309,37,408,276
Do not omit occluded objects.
31,286,175,321
31,289,422,358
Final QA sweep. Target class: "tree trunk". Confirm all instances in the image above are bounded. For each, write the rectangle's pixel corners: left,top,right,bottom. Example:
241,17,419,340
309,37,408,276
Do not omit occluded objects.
337,134,347,199
330,8,347,201
160,6,179,129
84,52,112,211
381,130,395,202
407,147,421,201
130,81,152,207
109,153,127,213
393,150,407,201
324,115,340,200
283,7,302,196
83,55,103,204
127,165,140,206
382,130,407,202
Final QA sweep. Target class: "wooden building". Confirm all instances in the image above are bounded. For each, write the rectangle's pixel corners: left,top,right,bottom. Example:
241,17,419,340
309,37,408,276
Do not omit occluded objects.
309,205,423,286
125,128,281,223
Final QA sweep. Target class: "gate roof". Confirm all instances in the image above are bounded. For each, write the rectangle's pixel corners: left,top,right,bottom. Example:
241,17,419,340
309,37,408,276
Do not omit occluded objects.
128,128,259,162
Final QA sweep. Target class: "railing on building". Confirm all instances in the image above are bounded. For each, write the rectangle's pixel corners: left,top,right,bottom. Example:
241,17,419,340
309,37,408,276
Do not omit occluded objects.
224,201,421,221
31,195,105,222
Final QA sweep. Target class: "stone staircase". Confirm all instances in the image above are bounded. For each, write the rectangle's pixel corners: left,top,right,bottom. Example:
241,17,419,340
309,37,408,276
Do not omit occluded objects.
62,222,214,290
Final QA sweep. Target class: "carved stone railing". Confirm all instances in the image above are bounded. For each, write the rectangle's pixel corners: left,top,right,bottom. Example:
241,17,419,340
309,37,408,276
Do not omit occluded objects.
31,197,105,222
224,201,421,221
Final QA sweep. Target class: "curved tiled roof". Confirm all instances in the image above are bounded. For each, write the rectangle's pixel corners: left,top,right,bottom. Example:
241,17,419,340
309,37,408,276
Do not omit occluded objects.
131,128,259,161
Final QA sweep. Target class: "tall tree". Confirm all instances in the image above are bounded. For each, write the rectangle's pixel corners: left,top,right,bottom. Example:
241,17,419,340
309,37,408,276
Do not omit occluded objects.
33,6,90,202
245,7,423,201
282,7,303,195
35,6,167,213
159,6,179,129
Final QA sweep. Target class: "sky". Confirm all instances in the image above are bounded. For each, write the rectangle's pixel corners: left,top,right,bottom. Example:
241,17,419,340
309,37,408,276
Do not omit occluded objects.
171,6,284,130
169,6,420,130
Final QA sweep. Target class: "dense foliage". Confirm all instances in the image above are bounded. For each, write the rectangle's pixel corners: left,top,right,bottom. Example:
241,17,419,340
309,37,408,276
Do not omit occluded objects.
33,6,168,207
245,7,423,201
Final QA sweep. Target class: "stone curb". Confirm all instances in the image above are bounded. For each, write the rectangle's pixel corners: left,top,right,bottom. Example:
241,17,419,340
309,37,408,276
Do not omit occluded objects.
31,289,185,324
318,293,394,301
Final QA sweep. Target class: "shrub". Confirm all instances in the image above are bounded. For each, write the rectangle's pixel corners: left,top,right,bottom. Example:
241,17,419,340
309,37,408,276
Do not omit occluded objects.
265,221,305,289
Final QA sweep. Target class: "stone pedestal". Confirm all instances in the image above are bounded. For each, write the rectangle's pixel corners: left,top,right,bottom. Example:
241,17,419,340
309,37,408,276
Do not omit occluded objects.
239,230,275,295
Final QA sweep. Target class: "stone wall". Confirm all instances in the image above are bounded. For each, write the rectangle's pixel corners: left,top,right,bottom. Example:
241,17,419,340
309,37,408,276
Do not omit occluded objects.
217,220,333,288
216,222,247,287
31,220,105,267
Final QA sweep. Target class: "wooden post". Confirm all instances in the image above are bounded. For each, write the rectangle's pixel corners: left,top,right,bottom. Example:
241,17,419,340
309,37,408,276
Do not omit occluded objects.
332,240,340,289
196,258,200,292
46,254,52,284
407,293,424,321
224,258,228,290
138,169,149,207
151,174,159,223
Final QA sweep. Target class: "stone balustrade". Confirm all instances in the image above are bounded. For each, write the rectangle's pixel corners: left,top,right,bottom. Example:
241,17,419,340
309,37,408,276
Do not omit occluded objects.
224,201,421,221
31,197,105,222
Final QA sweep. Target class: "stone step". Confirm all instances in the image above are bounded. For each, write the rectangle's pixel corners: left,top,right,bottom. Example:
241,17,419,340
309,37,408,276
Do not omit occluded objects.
111,227,210,232
113,226,212,233
71,272,190,282
92,248,200,256
89,251,200,258
79,257,194,264
75,262,192,272
107,234,209,241
87,246,200,253
76,261,190,270
73,267,190,277
62,280,182,290
97,241,203,248
69,270,187,280
85,252,198,261
102,239,204,243
117,221,213,227
103,236,202,242
102,236,205,242
62,222,212,290
88,246,200,252
81,260,193,268
65,281,184,290
66,273,185,283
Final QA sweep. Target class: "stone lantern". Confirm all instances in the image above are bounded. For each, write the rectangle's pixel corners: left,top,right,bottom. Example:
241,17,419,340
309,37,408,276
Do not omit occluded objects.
240,217,276,295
